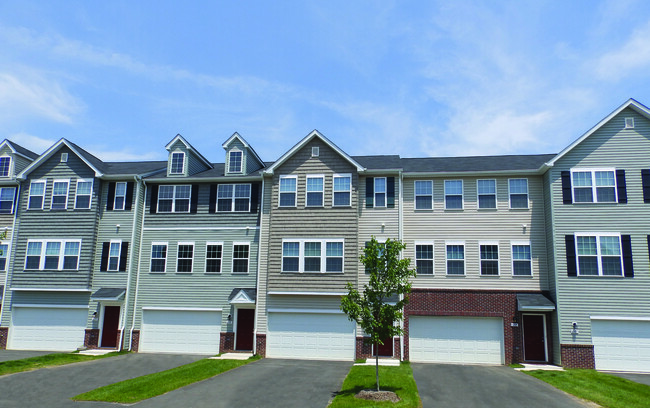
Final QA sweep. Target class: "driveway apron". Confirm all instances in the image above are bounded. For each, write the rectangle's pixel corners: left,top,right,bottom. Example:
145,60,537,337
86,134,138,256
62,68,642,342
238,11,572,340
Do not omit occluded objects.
136,358,352,408
0,350,54,362
413,363,592,408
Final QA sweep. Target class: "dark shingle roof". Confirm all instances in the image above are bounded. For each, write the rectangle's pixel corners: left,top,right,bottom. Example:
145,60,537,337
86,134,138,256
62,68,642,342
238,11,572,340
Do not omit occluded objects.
6,140,39,159
400,153,556,173
353,155,402,170
68,141,108,173
103,161,167,176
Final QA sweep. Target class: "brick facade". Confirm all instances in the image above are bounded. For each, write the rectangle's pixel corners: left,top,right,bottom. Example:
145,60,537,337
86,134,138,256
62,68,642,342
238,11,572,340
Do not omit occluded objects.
130,330,140,352
560,344,595,369
220,332,235,353
0,327,7,349
84,329,100,349
255,333,266,357
355,337,401,360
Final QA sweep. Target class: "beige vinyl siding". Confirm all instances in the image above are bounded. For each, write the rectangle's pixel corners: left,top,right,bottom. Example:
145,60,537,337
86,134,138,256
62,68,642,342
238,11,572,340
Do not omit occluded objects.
267,295,344,310
549,108,650,346
543,170,561,364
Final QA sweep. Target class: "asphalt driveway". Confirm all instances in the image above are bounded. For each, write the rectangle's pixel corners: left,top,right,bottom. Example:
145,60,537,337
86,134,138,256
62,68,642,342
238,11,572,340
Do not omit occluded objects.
0,350,53,362
413,363,593,408
611,372,650,386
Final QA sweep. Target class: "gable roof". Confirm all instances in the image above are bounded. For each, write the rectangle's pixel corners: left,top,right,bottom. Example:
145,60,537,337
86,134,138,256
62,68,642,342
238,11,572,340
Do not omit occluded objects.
165,134,213,169
222,132,264,166
545,98,650,167
401,153,555,174
0,139,39,160
264,130,365,175
18,138,106,179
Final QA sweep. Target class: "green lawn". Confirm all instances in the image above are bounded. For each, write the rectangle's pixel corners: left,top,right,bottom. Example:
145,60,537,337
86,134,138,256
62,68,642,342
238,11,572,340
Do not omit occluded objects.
525,369,650,408
0,351,126,376
73,355,260,403
329,362,421,408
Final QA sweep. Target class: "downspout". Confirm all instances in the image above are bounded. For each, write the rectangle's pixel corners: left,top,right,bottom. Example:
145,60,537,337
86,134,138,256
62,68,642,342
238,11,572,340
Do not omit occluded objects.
1,182,20,326
252,176,264,355
398,169,405,361
120,176,141,351
129,179,147,351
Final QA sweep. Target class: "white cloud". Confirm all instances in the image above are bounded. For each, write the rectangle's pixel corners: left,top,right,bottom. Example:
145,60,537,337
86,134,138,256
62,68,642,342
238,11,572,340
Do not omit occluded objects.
594,21,650,80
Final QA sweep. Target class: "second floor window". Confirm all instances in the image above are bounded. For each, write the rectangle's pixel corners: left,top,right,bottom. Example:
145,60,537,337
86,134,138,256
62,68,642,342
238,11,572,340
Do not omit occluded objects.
0,157,11,177
51,180,69,209
480,244,499,275
0,187,16,214
170,152,185,174
509,179,529,209
25,240,81,270
0,243,8,270
571,169,616,203
445,180,463,209
114,182,127,210
576,234,622,276
150,243,167,273
158,185,191,213
333,174,351,206
446,243,465,275
177,243,194,273
477,179,496,209
282,239,344,273
229,151,243,173
415,180,433,210
75,179,93,209
28,180,45,209
279,176,297,207
306,175,324,207
374,177,387,207
217,184,251,212
415,244,433,274
512,243,532,276
232,243,250,273
206,243,223,273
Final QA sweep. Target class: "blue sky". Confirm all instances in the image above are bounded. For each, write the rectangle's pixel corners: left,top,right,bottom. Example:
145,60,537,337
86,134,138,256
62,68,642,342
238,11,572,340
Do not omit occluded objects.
2,0,650,163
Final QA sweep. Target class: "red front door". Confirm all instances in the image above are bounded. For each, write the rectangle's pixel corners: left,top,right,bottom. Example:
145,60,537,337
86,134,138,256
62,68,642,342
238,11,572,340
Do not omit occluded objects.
236,309,255,351
100,306,120,348
523,314,546,361
373,337,393,357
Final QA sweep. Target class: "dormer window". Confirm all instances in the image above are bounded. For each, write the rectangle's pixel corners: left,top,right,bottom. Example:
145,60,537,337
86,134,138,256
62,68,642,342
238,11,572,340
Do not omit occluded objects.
229,151,243,173
0,157,10,177
170,152,185,175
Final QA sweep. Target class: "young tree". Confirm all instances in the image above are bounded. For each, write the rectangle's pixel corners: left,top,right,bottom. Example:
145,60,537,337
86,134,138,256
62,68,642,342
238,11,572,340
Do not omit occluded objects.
340,237,416,392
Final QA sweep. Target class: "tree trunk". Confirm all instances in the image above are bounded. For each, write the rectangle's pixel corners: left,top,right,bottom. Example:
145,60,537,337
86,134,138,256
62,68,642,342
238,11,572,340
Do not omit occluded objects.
375,340,380,391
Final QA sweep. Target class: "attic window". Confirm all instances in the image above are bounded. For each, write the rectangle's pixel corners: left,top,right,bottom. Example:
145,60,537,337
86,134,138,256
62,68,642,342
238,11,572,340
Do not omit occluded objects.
0,157,11,177
312,147,319,157
625,117,634,129
170,152,184,174
61,153,68,163
229,151,242,173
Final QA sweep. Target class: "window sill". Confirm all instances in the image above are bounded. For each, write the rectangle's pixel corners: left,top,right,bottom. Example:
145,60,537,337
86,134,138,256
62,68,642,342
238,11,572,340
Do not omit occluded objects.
512,274,533,278
232,272,249,275
508,208,529,211
175,272,192,274
477,208,497,211
446,274,466,277
444,208,464,212
149,271,166,274
480,274,500,277
575,275,625,278
415,273,435,277
204,272,222,275
414,209,433,212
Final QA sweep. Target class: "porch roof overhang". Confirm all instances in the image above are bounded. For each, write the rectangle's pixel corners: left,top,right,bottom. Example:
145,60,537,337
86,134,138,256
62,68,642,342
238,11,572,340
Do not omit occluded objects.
91,287,126,301
517,293,555,312
228,288,256,304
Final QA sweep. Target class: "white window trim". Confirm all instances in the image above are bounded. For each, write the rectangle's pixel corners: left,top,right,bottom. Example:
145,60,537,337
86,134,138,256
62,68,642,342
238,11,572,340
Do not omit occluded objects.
28,179,46,210
479,241,500,276
0,156,12,177
0,240,9,271
511,240,532,277
232,242,250,274
624,117,635,129
445,240,466,276
332,174,352,207
74,178,93,209
107,239,122,271
574,232,623,277
205,241,224,274
150,241,168,273
281,238,345,273
157,185,191,213
570,168,617,204
444,180,464,210
414,241,434,275
278,175,297,207
508,178,529,209
0,186,16,214
170,151,185,175
414,180,434,210
374,177,387,208
305,174,324,207
228,150,243,173
51,179,70,210
477,179,497,209
217,183,251,212
176,242,194,274
24,239,82,270
114,181,127,210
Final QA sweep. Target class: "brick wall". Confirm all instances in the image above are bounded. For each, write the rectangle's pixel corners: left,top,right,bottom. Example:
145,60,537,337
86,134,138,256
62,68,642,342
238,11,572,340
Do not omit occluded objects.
84,329,99,349
356,337,402,360
255,333,266,357
220,332,235,353
130,330,140,352
0,327,7,349
560,344,595,369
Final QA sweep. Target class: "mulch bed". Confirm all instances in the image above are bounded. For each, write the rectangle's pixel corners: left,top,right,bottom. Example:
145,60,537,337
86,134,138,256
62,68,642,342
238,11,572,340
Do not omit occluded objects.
355,389,400,403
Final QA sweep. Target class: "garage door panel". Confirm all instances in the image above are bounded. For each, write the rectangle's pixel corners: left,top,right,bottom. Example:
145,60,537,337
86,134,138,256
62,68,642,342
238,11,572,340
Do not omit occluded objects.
9,307,87,351
140,310,221,354
592,320,650,372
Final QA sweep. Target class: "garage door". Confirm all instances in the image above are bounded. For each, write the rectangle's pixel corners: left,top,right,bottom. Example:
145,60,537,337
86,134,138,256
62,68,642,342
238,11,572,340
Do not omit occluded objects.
9,307,87,351
267,312,355,360
140,309,222,354
409,316,504,364
592,319,650,372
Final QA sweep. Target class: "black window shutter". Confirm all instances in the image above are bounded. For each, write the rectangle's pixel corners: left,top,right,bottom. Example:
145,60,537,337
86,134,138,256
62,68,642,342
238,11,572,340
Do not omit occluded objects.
119,242,129,272
616,170,627,203
561,171,572,204
250,183,259,213
621,235,633,277
100,242,109,271
387,177,395,208
209,185,217,213
642,169,650,203
565,235,577,276
647,235,650,263
190,184,199,213
365,178,374,208
125,182,134,210
106,182,115,210
149,184,158,214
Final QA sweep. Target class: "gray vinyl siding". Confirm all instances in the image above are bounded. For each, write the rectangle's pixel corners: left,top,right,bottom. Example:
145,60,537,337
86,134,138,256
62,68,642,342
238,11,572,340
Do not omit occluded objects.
122,180,145,347
549,107,650,347
13,155,33,175
10,291,90,306
543,170,561,364
256,177,272,333
402,175,547,290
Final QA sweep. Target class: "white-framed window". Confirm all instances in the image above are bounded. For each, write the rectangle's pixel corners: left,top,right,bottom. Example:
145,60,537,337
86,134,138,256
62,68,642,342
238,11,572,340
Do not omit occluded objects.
446,242,465,275
232,243,250,273
108,241,122,271
571,169,616,203
205,242,223,273
28,180,46,210
414,180,433,210
333,174,351,206
306,175,324,207
25,239,81,270
509,178,529,209
279,175,297,207
150,242,168,273
480,242,499,275
575,233,622,276
114,182,127,210
415,243,434,275
217,184,251,212
229,151,243,173
477,179,496,209
281,239,344,273
51,179,70,209
0,187,16,214
0,242,9,270
444,180,463,209
625,117,634,129
75,179,93,209
176,242,194,273
0,157,11,177
170,152,185,175
157,185,191,213
374,177,387,207
512,242,532,276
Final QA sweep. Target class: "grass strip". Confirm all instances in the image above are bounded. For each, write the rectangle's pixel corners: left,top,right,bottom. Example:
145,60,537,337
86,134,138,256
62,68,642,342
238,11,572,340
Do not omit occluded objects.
329,362,421,408
73,355,260,403
0,351,126,376
525,369,650,408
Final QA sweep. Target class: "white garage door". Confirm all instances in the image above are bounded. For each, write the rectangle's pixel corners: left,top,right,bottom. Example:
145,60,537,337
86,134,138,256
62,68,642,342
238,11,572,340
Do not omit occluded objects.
9,307,87,351
409,316,504,364
592,319,650,372
140,309,222,354
267,312,355,360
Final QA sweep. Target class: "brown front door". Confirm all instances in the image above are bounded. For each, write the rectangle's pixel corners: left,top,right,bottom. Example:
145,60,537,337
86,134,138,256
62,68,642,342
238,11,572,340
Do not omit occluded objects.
236,309,255,350
373,337,393,357
523,314,546,361
100,306,121,348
